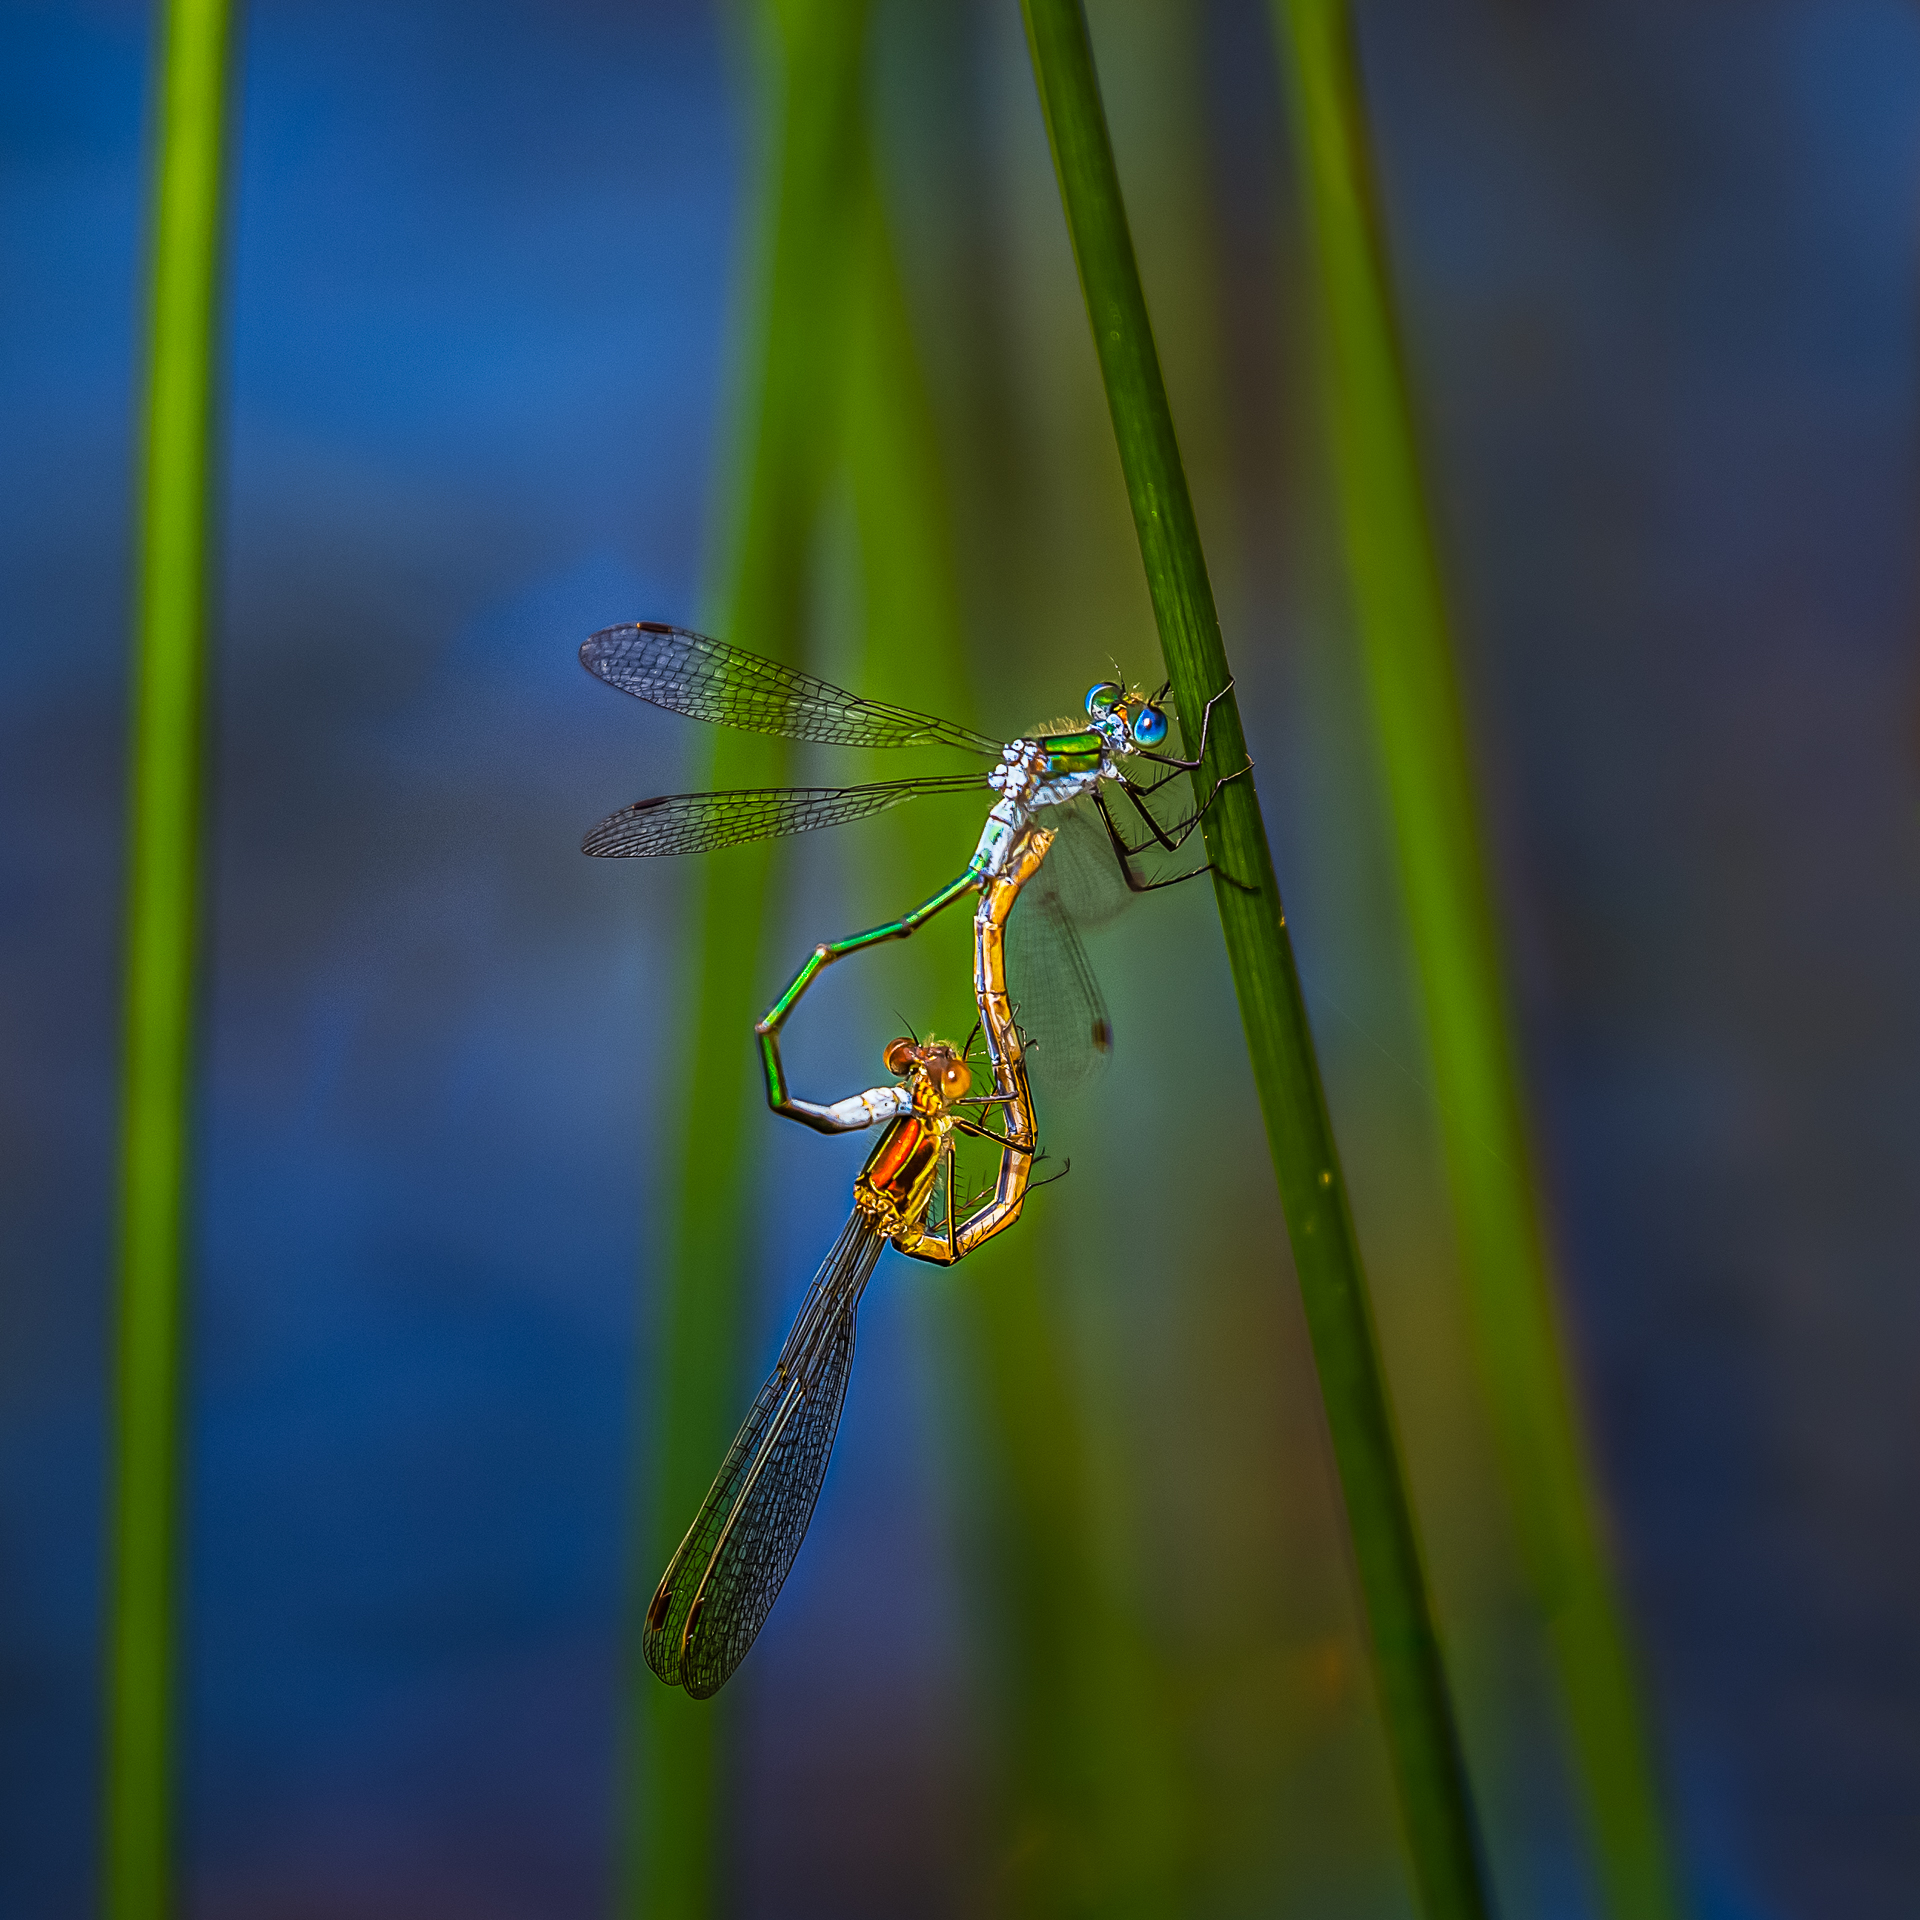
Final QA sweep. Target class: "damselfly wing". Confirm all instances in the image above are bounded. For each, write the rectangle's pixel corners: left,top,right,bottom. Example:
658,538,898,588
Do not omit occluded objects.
1006,807,1130,1098
582,775,990,859
645,1211,886,1698
583,621,1001,753
582,620,1229,1081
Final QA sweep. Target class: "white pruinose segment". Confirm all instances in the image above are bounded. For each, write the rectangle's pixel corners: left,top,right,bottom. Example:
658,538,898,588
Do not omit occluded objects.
821,1084,914,1131
970,737,1120,880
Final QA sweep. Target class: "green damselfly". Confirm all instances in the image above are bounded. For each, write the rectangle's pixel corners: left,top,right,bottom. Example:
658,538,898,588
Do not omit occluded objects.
579,623,1249,1086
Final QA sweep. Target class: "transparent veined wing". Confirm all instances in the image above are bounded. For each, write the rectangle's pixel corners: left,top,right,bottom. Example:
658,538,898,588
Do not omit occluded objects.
581,773,990,858
1031,800,1134,932
1009,888,1114,1101
582,622,1004,755
644,1212,886,1697
1008,806,1124,1099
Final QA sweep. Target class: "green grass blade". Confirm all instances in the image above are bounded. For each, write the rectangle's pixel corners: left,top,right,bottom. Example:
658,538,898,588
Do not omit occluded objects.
1271,7,1686,1915
1016,4,1491,1915
843,152,1184,1914
108,5,236,1916
623,2,872,1912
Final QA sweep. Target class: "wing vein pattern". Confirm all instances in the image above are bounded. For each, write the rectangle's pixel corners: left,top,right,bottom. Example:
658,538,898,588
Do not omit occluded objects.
644,1210,887,1698
583,622,1002,754
581,775,990,858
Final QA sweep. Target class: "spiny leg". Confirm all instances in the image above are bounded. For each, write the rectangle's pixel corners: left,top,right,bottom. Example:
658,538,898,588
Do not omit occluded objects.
1128,677,1237,775
950,1113,1037,1152
1093,781,1258,896
936,1140,959,1262
1128,751,1253,801
1114,760,1248,856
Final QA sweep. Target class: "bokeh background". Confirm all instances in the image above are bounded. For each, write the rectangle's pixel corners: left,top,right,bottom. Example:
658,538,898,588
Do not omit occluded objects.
6,0,1920,1915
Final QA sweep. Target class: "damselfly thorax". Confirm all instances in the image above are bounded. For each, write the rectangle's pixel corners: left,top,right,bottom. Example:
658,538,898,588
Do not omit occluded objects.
852,1043,967,1242
969,731,1113,880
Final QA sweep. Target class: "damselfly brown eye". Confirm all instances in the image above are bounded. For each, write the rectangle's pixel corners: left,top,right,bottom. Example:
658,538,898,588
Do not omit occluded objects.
938,1056,973,1100
883,1037,918,1076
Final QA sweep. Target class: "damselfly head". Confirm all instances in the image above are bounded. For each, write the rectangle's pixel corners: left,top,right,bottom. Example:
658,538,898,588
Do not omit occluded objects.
1128,701,1168,747
883,1036,972,1103
1087,679,1169,752
927,1046,972,1102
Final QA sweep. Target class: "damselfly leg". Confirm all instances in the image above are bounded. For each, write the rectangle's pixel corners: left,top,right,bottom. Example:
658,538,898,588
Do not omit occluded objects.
1092,759,1257,895
1121,677,1238,784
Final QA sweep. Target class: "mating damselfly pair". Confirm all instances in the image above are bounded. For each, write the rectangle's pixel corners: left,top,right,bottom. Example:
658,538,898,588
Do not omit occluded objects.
582,621,1245,1693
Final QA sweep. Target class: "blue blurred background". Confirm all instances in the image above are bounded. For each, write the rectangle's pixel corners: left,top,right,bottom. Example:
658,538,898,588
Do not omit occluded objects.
6,1,1920,1914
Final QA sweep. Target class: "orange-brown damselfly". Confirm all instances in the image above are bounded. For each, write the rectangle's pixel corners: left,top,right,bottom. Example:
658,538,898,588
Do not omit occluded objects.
644,836,1055,1696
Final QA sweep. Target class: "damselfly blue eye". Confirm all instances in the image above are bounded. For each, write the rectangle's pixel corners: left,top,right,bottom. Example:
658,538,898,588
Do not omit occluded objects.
1086,681,1123,715
1130,703,1168,747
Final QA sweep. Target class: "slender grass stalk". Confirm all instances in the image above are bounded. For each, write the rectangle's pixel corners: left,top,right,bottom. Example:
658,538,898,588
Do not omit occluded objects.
1017,4,1491,1915
1271,8,1684,1916
107,5,235,1917
842,158,1181,1912
625,2,870,1913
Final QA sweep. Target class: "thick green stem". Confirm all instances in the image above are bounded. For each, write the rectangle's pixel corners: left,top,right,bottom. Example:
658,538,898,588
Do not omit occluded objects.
1272,6,1684,1915
1018,3,1491,1915
108,3,235,1917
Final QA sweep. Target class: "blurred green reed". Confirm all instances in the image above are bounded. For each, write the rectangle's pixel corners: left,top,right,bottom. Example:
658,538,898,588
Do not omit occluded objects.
634,1,1181,1902
626,0,874,1910
109,3,235,1916
841,116,1184,1915
1271,7,1685,1917
1018,3,1491,1916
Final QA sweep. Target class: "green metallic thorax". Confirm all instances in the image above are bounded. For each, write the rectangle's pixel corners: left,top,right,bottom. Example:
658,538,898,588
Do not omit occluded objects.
1034,728,1106,776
